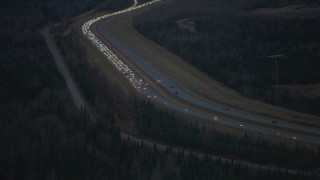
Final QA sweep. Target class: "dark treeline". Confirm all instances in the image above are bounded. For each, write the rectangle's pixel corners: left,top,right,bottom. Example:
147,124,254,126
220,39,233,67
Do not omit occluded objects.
1,0,319,179
134,100,320,171
96,0,132,12
135,15,320,115
138,0,154,4
0,0,101,178
206,0,320,9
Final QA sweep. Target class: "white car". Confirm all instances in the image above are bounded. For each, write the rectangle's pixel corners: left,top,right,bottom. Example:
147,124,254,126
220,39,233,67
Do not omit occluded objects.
292,136,297,140
274,132,280,136
212,116,218,121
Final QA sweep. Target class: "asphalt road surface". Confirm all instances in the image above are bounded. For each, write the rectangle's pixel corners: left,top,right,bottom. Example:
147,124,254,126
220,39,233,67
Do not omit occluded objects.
82,0,320,145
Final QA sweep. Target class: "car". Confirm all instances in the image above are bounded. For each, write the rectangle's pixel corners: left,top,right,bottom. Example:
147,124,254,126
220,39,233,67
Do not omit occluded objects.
292,136,297,140
274,132,280,136
211,116,218,121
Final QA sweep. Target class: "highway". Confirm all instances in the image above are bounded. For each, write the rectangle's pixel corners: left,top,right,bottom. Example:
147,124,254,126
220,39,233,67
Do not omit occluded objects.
42,23,317,177
82,0,320,145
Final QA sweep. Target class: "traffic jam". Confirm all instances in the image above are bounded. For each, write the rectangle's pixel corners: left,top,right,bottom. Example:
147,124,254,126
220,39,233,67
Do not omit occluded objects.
82,0,161,95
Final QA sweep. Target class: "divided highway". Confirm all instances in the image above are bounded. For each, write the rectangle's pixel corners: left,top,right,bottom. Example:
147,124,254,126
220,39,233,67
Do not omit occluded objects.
42,21,317,177
82,0,320,145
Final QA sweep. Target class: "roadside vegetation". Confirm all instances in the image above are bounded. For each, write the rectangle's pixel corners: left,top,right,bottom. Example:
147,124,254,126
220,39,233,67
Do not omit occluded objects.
134,100,320,171
1,0,319,179
206,0,320,9
135,1,320,116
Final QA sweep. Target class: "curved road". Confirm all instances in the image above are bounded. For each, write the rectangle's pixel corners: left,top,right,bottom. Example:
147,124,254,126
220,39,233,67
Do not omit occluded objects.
42,23,318,177
82,0,320,145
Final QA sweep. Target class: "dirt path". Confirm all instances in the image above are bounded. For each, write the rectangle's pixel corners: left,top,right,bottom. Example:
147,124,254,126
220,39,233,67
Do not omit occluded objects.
42,27,86,111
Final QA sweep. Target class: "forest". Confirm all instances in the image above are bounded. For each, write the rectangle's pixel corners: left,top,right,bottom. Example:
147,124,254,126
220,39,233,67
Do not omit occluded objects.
206,0,320,9
0,0,319,179
133,100,320,171
135,13,320,115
